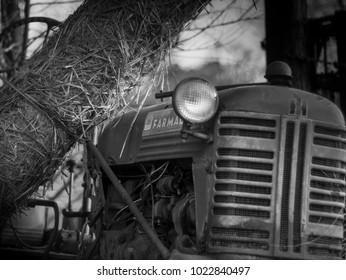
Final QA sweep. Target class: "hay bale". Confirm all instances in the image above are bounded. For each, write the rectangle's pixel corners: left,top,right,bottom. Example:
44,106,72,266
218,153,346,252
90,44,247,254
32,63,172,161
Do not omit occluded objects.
0,0,211,228
0,97,74,227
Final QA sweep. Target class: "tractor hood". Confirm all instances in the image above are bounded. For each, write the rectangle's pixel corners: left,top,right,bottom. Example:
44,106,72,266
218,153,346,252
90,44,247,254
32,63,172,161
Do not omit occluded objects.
97,84,345,165
97,102,211,165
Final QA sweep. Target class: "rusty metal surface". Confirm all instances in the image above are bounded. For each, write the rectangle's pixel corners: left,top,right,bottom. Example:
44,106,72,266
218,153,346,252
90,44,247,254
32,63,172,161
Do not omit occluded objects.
98,103,212,164
204,111,345,259
97,103,168,165
207,111,279,257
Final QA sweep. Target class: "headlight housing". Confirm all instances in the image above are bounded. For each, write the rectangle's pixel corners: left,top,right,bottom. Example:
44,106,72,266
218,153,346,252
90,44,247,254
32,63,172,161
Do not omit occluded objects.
172,77,219,124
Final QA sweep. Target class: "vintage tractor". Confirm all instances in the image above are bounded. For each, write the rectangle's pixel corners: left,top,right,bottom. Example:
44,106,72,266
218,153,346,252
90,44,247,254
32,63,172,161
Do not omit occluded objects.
92,61,346,259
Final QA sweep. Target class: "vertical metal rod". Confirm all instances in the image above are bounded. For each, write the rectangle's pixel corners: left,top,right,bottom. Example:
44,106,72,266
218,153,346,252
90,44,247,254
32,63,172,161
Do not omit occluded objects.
86,141,170,259
68,172,73,212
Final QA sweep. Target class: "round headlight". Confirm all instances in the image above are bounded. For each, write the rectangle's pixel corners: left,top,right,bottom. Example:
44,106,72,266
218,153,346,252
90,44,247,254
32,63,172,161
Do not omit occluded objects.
172,78,219,123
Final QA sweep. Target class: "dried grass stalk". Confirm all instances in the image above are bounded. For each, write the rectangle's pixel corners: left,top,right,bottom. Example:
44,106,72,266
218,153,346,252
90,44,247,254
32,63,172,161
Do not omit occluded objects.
0,0,211,228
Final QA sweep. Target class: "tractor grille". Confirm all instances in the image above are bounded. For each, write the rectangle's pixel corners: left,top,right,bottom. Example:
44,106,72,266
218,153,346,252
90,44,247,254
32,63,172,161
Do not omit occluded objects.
293,123,307,252
207,112,346,259
279,121,295,251
307,124,346,258
279,122,308,253
209,112,278,256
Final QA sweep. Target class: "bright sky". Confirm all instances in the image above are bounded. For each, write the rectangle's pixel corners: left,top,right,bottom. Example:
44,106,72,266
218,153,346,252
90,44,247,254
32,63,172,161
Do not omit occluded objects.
171,0,265,69
27,0,346,84
30,0,81,20
28,0,265,82
27,0,81,56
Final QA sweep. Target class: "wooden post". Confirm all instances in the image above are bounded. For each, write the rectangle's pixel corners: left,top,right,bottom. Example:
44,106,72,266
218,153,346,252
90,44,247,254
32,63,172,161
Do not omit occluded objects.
265,0,314,91
334,10,346,115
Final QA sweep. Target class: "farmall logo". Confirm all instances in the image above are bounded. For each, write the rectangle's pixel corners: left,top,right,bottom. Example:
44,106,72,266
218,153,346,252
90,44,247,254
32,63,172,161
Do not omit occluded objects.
142,108,183,136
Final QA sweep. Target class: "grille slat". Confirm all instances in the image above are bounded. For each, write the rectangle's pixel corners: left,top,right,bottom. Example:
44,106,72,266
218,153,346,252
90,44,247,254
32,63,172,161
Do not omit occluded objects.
220,117,276,127
214,195,271,206
216,160,273,171
311,168,346,180
213,207,270,219
216,171,272,182
309,215,343,226
211,227,270,239
219,128,275,139
210,239,269,250
215,183,272,195
313,138,346,150
280,121,295,252
217,148,274,159
293,124,307,253
311,180,346,193
314,126,346,138
308,247,341,257
308,235,342,246
310,192,345,203
309,203,343,214
210,239,269,251
343,214,346,259
312,157,346,169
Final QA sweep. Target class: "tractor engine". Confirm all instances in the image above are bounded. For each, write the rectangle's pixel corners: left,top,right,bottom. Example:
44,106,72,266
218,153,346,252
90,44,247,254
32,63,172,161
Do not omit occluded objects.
99,160,197,259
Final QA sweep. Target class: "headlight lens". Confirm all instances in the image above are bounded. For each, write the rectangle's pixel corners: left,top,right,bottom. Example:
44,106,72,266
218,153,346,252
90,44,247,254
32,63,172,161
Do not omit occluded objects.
172,78,219,123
